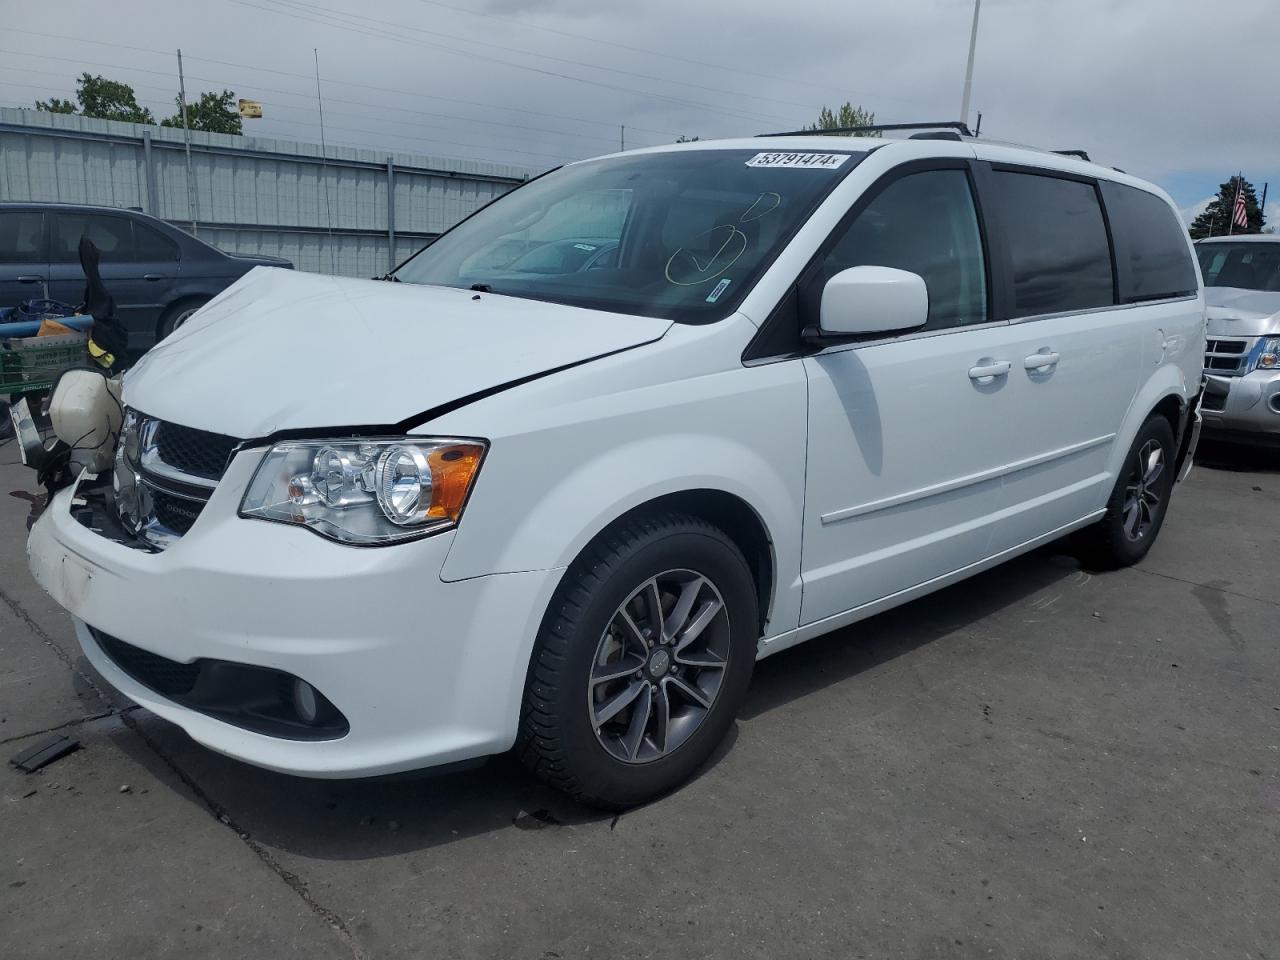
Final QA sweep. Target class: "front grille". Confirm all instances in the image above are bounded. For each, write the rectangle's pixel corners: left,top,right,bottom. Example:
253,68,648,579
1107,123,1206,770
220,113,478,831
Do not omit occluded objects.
113,411,243,549
153,421,240,481
96,631,200,695
151,488,205,535
1204,337,1253,377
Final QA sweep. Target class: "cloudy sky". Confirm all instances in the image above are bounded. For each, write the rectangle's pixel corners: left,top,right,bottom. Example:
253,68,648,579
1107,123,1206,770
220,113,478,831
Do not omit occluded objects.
3,0,1276,224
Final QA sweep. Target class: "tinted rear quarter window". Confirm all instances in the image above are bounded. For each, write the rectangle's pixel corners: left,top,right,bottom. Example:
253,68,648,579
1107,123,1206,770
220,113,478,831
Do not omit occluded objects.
134,222,180,261
0,211,46,262
1100,181,1197,302
992,170,1114,317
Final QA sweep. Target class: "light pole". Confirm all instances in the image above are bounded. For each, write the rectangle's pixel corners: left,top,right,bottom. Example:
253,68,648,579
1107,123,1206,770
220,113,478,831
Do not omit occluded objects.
959,0,982,130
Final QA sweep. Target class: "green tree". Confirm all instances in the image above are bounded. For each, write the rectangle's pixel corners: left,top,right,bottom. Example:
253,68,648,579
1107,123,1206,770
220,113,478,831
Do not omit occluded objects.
161,89,242,135
1189,175,1267,239
675,135,701,143
35,73,155,123
806,102,878,136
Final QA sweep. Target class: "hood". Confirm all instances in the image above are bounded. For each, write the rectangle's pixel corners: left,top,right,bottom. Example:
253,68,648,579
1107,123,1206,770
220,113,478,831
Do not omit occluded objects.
1206,286,1280,338
125,267,670,438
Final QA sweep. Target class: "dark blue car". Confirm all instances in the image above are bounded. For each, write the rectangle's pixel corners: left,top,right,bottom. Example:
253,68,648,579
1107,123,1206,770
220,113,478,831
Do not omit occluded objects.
0,202,292,349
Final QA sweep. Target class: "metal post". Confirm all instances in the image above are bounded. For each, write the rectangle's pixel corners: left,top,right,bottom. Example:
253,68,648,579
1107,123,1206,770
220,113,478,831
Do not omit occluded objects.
620,125,625,152
177,48,198,235
386,156,396,273
959,0,982,128
1260,182,1268,231
141,128,158,216
314,48,335,274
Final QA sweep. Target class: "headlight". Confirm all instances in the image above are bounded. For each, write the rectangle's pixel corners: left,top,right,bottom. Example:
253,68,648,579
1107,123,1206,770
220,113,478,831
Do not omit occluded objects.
1255,337,1280,371
239,437,486,545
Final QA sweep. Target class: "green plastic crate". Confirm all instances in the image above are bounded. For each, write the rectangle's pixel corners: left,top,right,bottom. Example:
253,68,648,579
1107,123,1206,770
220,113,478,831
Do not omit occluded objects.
0,333,90,396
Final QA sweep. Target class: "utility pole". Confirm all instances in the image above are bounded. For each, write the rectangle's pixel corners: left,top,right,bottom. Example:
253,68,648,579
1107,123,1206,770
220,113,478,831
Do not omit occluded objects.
177,48,198,235
959,0,982,129
620,125,625,152
314,48,335,275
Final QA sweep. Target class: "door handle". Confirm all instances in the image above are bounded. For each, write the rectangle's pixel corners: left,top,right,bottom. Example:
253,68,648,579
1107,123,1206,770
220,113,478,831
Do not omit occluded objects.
143,273,167,281
968,359,1011,382
16,275,44,283
1024,350,1061,371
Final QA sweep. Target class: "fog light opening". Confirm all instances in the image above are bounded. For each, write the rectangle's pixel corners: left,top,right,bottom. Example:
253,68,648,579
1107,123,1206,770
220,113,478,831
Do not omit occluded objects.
293,678,320,725
1269,393,1280,415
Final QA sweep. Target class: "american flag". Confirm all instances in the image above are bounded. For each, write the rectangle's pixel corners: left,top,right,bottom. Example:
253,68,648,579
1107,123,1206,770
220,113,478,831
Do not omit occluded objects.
1232,179,1249,229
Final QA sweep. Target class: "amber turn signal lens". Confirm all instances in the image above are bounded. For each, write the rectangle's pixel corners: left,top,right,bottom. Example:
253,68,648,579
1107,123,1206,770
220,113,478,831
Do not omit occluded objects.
426,443,486,521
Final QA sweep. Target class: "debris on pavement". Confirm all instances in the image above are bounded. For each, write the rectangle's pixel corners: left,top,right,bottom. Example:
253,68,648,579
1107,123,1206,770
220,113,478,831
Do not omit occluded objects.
513,809,561,830
9,735,80,774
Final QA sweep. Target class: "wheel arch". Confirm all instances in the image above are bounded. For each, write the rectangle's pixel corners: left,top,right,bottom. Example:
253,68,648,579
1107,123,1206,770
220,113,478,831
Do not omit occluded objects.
587,489,776,637
1108,366,1194,481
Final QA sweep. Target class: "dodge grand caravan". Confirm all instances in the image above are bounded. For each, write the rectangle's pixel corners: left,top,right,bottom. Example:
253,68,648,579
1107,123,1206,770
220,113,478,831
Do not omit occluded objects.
26,133,1206,807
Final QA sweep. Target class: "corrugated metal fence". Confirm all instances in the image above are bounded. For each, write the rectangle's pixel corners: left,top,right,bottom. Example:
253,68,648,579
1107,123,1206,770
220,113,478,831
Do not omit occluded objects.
0,107,540,277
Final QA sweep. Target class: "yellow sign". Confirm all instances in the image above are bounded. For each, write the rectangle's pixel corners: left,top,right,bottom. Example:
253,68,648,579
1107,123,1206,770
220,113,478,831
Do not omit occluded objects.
238,99,263,119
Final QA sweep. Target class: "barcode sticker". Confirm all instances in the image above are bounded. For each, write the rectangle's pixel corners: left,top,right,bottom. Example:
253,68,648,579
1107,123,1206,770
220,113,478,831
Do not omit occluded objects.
745,152,850,170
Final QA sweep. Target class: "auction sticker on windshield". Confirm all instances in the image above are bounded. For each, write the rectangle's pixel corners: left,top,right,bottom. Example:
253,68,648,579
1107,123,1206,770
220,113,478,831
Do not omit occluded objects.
745,152,850,169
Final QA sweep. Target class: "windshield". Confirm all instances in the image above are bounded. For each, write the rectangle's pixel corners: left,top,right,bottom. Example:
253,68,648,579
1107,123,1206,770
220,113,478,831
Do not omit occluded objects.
1196,242,1280,292
394,149,863,322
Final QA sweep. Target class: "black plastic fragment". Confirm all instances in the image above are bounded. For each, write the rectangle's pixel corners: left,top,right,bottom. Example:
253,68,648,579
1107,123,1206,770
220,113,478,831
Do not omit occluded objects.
9,735,81,773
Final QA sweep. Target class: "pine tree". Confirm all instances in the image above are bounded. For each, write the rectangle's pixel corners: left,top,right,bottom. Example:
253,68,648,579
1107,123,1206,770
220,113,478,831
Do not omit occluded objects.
805,103,878,136
1189,175,1266,239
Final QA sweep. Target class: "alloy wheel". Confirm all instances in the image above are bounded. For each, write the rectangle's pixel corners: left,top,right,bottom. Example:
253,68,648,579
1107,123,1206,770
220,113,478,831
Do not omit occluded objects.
588,569,731,764
1122,438,1165,541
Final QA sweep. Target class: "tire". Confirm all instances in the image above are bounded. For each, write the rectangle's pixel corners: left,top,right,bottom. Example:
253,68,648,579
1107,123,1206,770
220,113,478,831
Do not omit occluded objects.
1073,415,1177,569
518,511,758,809
157,298,209,340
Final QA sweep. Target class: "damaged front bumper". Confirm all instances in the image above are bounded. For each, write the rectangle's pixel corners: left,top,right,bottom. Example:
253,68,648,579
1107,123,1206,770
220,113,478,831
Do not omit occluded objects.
26,456,560,778
1199,370,1280,444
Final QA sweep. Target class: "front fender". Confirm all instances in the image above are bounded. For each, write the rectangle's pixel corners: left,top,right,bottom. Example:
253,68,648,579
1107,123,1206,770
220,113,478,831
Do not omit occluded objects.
437,335,809,638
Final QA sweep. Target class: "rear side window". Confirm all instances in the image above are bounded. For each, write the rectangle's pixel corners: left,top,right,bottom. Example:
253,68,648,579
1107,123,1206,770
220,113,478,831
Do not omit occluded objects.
0,211,46,262
991,171,1114,317
50,213,134,263
134,222,180,261
812,168,988,330
1100,182,1197,302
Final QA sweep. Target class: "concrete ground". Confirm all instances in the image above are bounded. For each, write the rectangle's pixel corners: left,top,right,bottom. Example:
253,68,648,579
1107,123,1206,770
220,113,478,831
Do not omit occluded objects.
0,431,1276,960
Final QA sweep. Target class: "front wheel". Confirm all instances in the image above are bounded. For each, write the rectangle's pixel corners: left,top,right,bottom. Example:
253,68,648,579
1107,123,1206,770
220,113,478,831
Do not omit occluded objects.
1073,415,1176,569
518,512,758,809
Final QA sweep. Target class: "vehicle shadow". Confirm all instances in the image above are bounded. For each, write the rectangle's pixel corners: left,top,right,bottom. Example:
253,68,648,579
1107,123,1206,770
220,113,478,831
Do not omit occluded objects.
109,543,1083,862
1195,437,1280,474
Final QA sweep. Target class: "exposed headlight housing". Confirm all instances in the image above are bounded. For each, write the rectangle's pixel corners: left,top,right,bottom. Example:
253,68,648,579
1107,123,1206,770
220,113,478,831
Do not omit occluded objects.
240,437,486,545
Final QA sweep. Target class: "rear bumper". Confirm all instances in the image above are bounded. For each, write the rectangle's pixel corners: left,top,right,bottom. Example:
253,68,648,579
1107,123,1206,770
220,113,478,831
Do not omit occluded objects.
1200,370,1280,440
26,454,561,778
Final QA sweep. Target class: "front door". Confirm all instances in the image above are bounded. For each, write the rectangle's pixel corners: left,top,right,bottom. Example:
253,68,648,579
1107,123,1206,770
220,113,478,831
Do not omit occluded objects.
800,163,1017,625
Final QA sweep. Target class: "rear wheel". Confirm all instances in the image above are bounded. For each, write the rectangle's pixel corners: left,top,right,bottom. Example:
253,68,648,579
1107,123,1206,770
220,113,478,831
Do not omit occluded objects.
518,512,758,809
157,298,209,340
1073,415,1176,569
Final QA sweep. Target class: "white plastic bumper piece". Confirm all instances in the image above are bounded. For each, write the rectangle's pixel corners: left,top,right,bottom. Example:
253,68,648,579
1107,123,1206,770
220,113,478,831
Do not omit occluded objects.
26,450,559,778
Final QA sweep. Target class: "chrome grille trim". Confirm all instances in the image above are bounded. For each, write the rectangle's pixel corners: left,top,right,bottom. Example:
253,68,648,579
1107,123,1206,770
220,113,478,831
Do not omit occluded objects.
114,411,242,549
1203,336,1255,377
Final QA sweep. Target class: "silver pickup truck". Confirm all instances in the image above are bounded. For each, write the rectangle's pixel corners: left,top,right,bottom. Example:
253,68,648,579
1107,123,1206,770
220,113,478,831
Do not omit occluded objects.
1196,235,1280,444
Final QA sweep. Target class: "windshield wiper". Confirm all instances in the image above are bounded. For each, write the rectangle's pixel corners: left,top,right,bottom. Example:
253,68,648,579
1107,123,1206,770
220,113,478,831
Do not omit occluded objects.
470,282,493,293
374,272,400,282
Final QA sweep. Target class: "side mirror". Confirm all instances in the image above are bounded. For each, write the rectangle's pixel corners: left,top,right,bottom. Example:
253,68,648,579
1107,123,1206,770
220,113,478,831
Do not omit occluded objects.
813,265,929,338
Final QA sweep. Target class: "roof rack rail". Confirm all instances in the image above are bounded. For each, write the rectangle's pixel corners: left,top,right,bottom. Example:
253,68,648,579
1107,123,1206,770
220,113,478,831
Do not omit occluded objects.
1052,149,1091,162
757,121,974,138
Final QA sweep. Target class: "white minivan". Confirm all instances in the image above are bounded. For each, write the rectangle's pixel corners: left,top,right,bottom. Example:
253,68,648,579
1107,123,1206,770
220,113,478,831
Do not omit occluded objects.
27,131,1205,807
